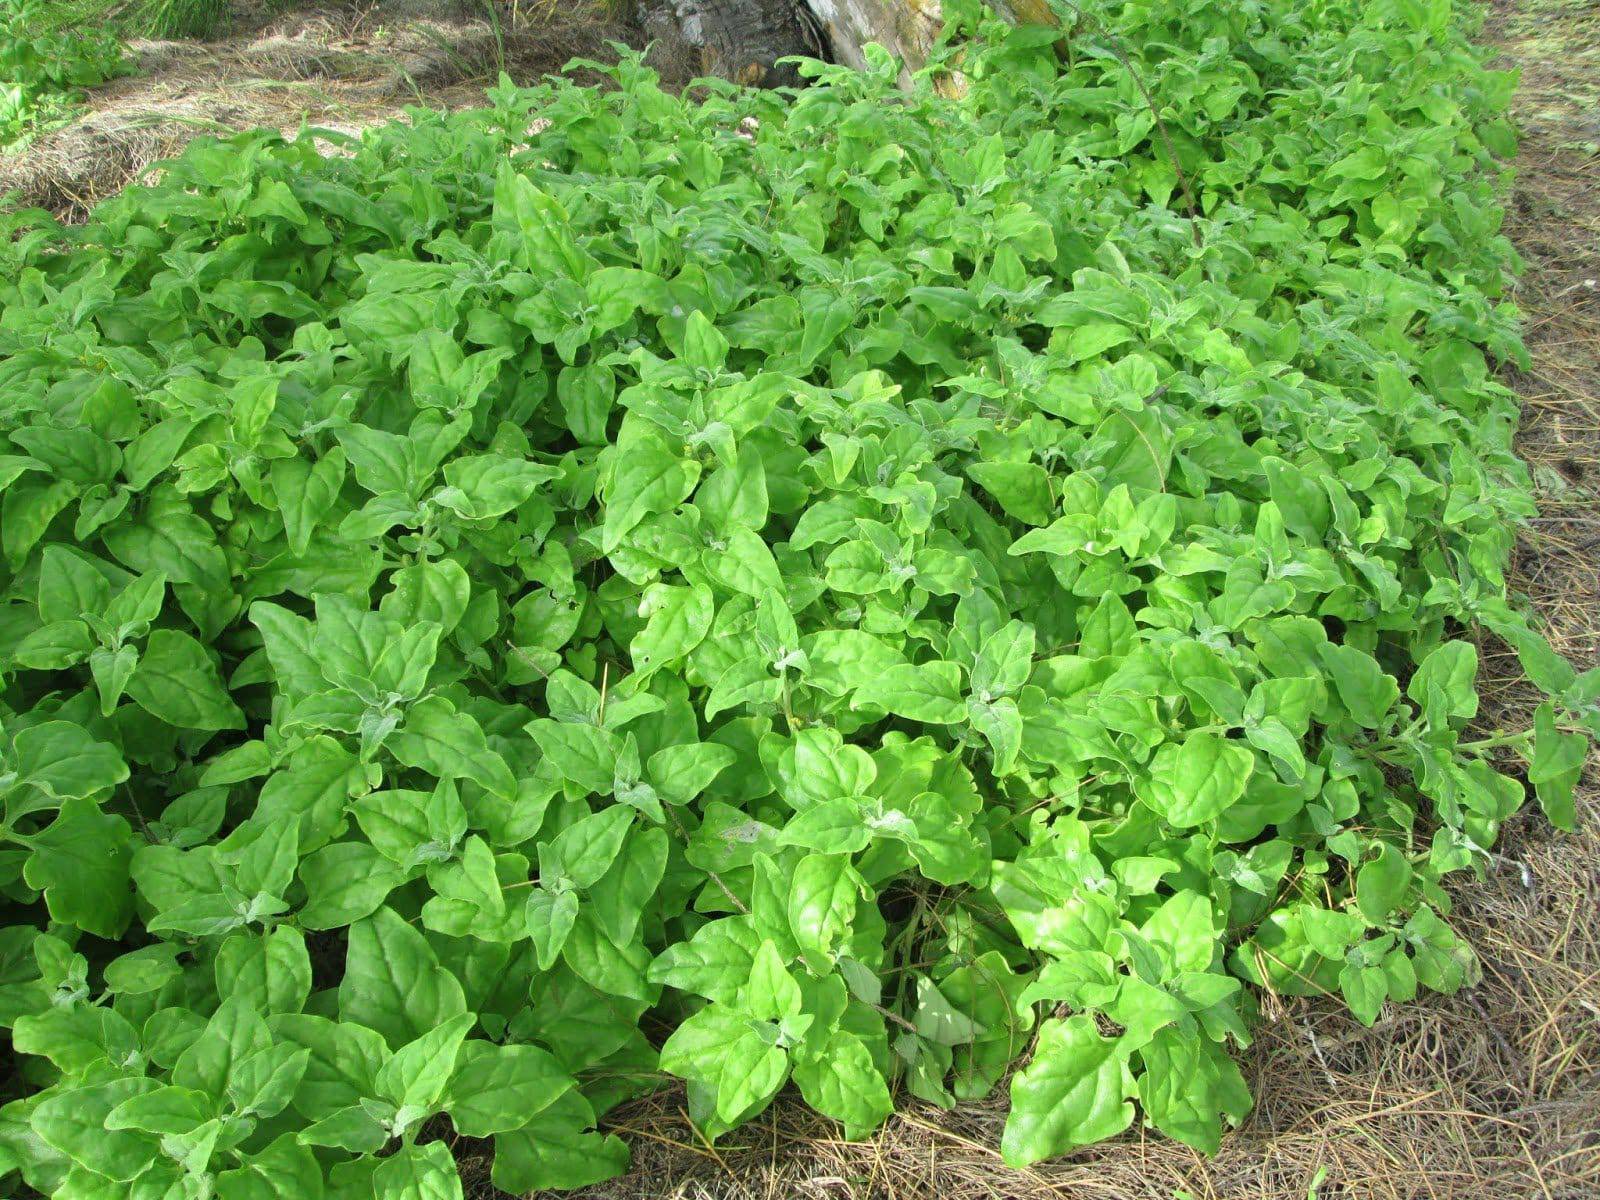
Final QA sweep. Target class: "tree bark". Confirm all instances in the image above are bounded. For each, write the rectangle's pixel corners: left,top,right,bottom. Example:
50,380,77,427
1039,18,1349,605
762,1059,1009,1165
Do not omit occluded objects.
639,0,1054,85
637,0,826,86
802,0,942,74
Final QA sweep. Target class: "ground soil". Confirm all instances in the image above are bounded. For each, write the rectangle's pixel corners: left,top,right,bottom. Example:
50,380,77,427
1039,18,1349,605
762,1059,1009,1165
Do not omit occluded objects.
2,2,1595,1196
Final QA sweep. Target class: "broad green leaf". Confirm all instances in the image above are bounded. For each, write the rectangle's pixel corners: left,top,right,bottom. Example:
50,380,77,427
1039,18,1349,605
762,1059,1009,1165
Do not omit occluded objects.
1000,1015,1134,1166
1355,842,1412,923
1318,644,1400,730
215,927,313,1015
339,907,467,1048
788,854,860,971
792,1029,893,1133
22,797,135,937
602,423,700,553
33,1078,161,1181
374,1013,474,1113
1137,733,1255,827
489,1091,628,1193
1529,702,1585,832
126,629,246,731
9,721,128,803
851,661,965,723
372,1140,463,1200
446,1041,574,1136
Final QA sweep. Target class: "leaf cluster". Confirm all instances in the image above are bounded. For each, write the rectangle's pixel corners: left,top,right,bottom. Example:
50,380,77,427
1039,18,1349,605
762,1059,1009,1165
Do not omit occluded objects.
0,0,127,148
0,0,1592,1194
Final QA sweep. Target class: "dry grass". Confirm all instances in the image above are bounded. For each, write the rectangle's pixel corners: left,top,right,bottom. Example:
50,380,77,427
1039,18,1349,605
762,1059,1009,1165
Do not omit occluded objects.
0,2,691,217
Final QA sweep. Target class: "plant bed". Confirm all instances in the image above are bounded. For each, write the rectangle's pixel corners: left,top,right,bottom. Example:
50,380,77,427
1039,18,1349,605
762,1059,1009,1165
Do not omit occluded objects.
0,1,1593,1197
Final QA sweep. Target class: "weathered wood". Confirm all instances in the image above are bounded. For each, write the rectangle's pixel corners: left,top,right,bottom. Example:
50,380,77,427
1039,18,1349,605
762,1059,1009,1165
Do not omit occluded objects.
637,0,825,85
640,0,1055,85
797,0,936,73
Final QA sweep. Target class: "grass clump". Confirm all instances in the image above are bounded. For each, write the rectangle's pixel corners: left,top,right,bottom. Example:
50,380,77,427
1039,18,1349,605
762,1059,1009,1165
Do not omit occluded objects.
134,0,231,38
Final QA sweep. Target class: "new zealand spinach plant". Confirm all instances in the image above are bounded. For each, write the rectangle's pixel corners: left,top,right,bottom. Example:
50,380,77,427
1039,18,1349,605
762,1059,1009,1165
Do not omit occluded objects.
0,0,126,148
0,0,1591,1195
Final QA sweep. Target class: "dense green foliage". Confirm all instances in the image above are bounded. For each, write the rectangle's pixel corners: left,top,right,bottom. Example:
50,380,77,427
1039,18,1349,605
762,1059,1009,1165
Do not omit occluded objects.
0,0,1593,1195
0,0,126,148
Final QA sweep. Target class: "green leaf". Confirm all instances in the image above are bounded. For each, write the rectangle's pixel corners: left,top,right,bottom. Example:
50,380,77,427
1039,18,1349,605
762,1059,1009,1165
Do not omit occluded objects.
630,582,714,679
966,461,1054,526
1136,733,1255,827
589,825,668,946
12,619,94,669
1355,842,1413,923
1139,890,1217,975
1529,702,1585,832
272,449,347,557
298,841,405,930
526,719,617,794
9,721,128,803
489,1091,629,1193
659,1003,788,1122
227,1042,312,1119
792,1029,893,1133
372,1140,463,1200
33,1078,161,1181
648,741,737,804
89,643,139,715
546,805,634,888
648,916,763,1005
1000,1015,1134,1166
214,1135,324,1200
741,939,803,1019
374,1013,474,1113
22,797,135,937
37,546,112,623
215,926,313,1015
126,629,246,731
272,1014,389,1118
446,1041,574,1136
1407,640,1479,725
602,423,700,554
1318,644,1400,730
1137,1029,1251,1154
788,854,859,971
172,997,271,1100
13,1003,141,1075
525,887,580,970
777,797,871,854
851,661,965,723
389,696,515,800
339,907,468,1048
914,976,983,1046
